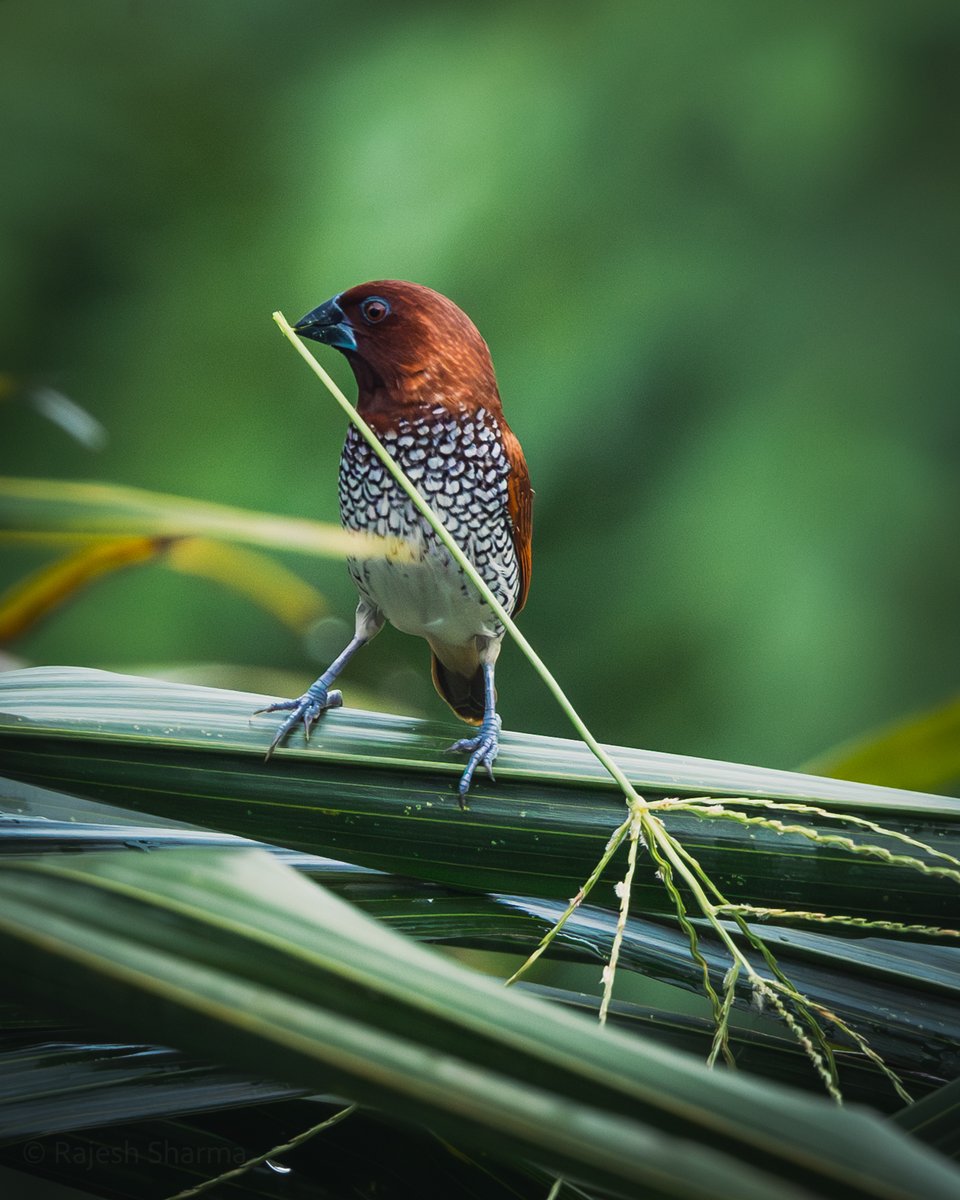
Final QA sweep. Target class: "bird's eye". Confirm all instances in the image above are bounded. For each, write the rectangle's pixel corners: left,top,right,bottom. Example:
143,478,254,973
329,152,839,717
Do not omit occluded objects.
360,297,390,324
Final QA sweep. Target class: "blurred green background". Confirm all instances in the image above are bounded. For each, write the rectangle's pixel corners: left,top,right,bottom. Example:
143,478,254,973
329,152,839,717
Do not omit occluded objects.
2,1,957,773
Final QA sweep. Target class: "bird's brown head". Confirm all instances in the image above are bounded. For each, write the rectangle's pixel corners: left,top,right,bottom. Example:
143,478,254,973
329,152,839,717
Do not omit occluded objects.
294,280,499,413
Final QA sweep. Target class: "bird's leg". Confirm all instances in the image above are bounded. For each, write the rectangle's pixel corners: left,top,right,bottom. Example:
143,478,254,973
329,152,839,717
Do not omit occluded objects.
256,637,359,758
449,659,501,805
256,599,383,759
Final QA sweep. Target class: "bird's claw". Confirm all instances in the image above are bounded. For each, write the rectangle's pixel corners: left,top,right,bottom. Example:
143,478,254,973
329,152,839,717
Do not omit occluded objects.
255,686,343,760
449,714,502,806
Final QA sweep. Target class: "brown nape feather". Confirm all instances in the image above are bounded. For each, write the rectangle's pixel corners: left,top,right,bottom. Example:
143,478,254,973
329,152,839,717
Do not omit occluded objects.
431,653,485,724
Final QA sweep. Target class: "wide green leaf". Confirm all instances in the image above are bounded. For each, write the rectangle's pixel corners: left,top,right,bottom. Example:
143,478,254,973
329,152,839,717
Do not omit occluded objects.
1,667,958,927
1,844,958,1199
0,1032,306,1140
2,775,954,1098
893,1075,960,1162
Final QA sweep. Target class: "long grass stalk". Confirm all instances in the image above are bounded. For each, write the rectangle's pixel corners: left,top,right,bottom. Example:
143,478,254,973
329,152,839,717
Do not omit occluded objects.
270,311,906,1091
272,312,648,815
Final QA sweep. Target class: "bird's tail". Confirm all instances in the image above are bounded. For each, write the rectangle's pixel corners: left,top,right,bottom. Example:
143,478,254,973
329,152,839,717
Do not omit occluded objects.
430,652,485,724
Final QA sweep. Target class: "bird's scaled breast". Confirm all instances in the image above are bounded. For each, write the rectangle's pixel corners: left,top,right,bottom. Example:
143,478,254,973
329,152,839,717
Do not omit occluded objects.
338,408,520,639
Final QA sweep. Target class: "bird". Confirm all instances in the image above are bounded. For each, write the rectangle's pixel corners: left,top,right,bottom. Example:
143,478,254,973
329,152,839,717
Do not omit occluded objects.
259,280,533,802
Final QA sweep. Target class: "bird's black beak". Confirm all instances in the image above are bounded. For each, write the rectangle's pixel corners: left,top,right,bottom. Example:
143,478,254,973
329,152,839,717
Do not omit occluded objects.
293,296,358,352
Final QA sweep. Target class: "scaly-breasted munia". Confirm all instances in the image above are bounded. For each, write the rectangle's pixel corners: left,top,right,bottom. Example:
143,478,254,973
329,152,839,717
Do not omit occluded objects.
260,280,533,800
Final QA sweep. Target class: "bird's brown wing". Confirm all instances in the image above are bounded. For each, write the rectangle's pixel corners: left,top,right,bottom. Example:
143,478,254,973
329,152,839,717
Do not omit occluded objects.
501,422,533,614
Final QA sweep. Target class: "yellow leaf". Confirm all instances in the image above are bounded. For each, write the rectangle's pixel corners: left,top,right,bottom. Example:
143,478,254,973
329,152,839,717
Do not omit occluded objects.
165,538,325,634
0,537,165,643
803,696,960,794
0,533,328,643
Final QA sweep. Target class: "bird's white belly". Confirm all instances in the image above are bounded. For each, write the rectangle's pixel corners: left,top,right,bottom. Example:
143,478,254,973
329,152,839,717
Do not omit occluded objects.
355,550,502,644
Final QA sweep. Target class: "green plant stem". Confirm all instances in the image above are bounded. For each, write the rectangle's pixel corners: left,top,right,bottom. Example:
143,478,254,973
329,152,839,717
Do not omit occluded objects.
652,795,960,869
273,312,650,817
643,817,750,976
164,1103,357,1199
708,964,739,1068
271,311,904,1096
598,814,642,1025
504,816,632,986
716,906,960,939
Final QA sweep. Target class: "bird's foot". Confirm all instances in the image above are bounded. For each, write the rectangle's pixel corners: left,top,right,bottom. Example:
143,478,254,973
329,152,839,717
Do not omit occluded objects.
449,714,502,806
255,683,343,760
